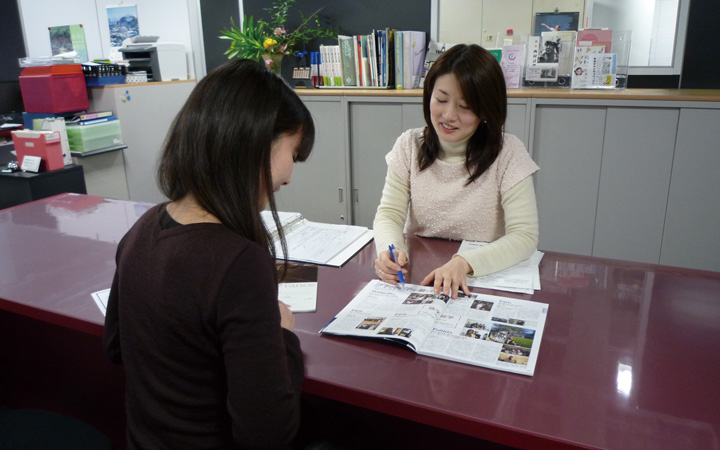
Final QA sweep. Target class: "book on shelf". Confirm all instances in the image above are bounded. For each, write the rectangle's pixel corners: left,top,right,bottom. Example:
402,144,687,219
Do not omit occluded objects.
320,279,549,376
376,29,386,86
261,211,374,267
406,31,427,89
73,115,117,126
369,31,379,86
338,35,357,86
72,111,113,121
419,41,454,88
329,29,422,89
394,31,404,88
319,45,342,87
402,31,412,88
386,29,396,88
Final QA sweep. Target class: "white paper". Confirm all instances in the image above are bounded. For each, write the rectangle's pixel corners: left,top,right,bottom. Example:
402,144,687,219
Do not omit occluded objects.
278,282,318,313
92,282,318,316
92,288,111,316
458,241,543,294
262,211,373,267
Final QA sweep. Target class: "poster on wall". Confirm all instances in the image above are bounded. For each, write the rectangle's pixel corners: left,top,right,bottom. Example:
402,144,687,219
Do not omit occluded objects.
49,24,88,62
533,12,580,36
107,5,140,47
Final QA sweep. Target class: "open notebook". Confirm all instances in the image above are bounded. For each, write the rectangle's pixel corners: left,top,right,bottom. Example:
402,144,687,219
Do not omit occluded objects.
261,211,374,267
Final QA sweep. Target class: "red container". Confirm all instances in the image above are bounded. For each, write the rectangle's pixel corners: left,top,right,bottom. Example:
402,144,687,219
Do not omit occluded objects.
19,64,89,113
11,130,66,171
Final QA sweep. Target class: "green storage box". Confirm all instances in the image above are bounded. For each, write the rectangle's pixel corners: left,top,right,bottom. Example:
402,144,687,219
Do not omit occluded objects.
66,120,123,152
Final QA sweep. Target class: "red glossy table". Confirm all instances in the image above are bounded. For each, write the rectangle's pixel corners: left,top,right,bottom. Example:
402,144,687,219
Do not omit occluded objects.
2,194,719,450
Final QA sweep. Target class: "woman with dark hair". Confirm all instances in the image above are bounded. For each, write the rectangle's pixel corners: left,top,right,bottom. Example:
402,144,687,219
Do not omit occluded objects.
373,44,539,299
103,59,313,449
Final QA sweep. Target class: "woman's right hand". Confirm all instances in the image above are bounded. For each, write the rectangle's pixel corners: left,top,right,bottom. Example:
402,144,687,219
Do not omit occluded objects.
374,248,408,284
278,301,295,331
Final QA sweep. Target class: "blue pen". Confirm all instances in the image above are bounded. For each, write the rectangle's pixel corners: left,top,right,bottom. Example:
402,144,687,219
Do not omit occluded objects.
388,244,405,286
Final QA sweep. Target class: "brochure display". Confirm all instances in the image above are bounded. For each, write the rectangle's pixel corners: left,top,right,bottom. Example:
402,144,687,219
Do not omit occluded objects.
320,279,549,376
571,29,632,89
523,31,576,88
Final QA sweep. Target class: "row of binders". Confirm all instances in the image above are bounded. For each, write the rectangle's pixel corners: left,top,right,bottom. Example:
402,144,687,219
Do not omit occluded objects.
316,30,427,89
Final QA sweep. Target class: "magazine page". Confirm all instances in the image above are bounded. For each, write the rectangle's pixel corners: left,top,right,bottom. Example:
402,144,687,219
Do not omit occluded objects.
417,290,548,376
320,279,457,352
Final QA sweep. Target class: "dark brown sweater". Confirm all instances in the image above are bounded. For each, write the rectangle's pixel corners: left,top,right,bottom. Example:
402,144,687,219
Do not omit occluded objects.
104,204,304,449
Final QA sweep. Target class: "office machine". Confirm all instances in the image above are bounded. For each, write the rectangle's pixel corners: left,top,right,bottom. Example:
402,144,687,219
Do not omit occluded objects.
119,40,188,82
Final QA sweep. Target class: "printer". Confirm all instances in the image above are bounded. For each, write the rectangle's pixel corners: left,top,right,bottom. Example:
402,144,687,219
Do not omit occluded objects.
119,40,188,82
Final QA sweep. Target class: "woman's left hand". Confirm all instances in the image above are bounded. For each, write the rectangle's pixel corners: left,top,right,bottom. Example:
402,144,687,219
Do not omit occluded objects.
420,256,471,299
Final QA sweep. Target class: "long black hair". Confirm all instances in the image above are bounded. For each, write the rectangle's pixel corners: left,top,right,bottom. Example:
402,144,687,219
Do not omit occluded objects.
421,44,507,185
157,59,314,263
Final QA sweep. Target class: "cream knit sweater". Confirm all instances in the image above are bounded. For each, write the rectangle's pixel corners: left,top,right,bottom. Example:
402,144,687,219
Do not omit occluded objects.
373,128,539,277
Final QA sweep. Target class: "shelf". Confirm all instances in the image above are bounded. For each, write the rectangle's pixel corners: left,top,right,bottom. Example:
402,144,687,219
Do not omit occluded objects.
71,144,127,157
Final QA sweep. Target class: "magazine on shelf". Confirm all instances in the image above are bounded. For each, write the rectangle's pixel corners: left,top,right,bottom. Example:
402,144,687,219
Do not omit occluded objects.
320,279,549,376
261,211,374,267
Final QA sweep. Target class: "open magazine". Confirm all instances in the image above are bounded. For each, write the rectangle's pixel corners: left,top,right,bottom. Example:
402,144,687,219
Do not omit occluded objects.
261,211,374,267
320,279,549,376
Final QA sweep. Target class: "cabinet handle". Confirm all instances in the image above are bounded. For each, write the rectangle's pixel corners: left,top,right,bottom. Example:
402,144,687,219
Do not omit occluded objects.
338,188,343,203
354,189,359,204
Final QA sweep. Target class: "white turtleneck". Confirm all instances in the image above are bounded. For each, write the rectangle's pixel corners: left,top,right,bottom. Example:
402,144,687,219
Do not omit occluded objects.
373,130,539,277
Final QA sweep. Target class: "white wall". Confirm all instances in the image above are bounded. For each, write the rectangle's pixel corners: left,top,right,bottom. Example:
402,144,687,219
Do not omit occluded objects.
591,0,654,66
438,0,585,47
18,0,202,79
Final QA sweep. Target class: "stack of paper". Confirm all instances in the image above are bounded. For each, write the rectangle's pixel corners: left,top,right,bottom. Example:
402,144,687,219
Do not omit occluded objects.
459,241,544,294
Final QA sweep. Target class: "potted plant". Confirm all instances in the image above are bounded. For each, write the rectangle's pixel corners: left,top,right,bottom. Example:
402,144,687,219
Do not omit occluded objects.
219,0,336,73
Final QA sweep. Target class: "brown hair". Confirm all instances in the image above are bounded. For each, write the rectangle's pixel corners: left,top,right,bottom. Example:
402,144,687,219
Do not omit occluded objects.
420,44,507,184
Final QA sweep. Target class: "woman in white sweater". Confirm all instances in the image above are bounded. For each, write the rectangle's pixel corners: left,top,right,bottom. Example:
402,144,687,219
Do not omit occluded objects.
373,44,539,298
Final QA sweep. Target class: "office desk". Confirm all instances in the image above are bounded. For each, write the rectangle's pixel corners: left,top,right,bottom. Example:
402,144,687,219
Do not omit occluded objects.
0,164,87,210
1,194,719,449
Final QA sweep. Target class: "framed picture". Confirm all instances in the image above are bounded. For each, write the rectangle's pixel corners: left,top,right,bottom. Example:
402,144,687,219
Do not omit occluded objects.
107,5,140,47
534,12,580,36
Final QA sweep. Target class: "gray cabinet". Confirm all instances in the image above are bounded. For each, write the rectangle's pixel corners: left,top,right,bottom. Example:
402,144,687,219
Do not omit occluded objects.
87,81,196,204
533,102,680,264
661,107,720,272
349,98,424,228
593,108,677,263
533,105,606,256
